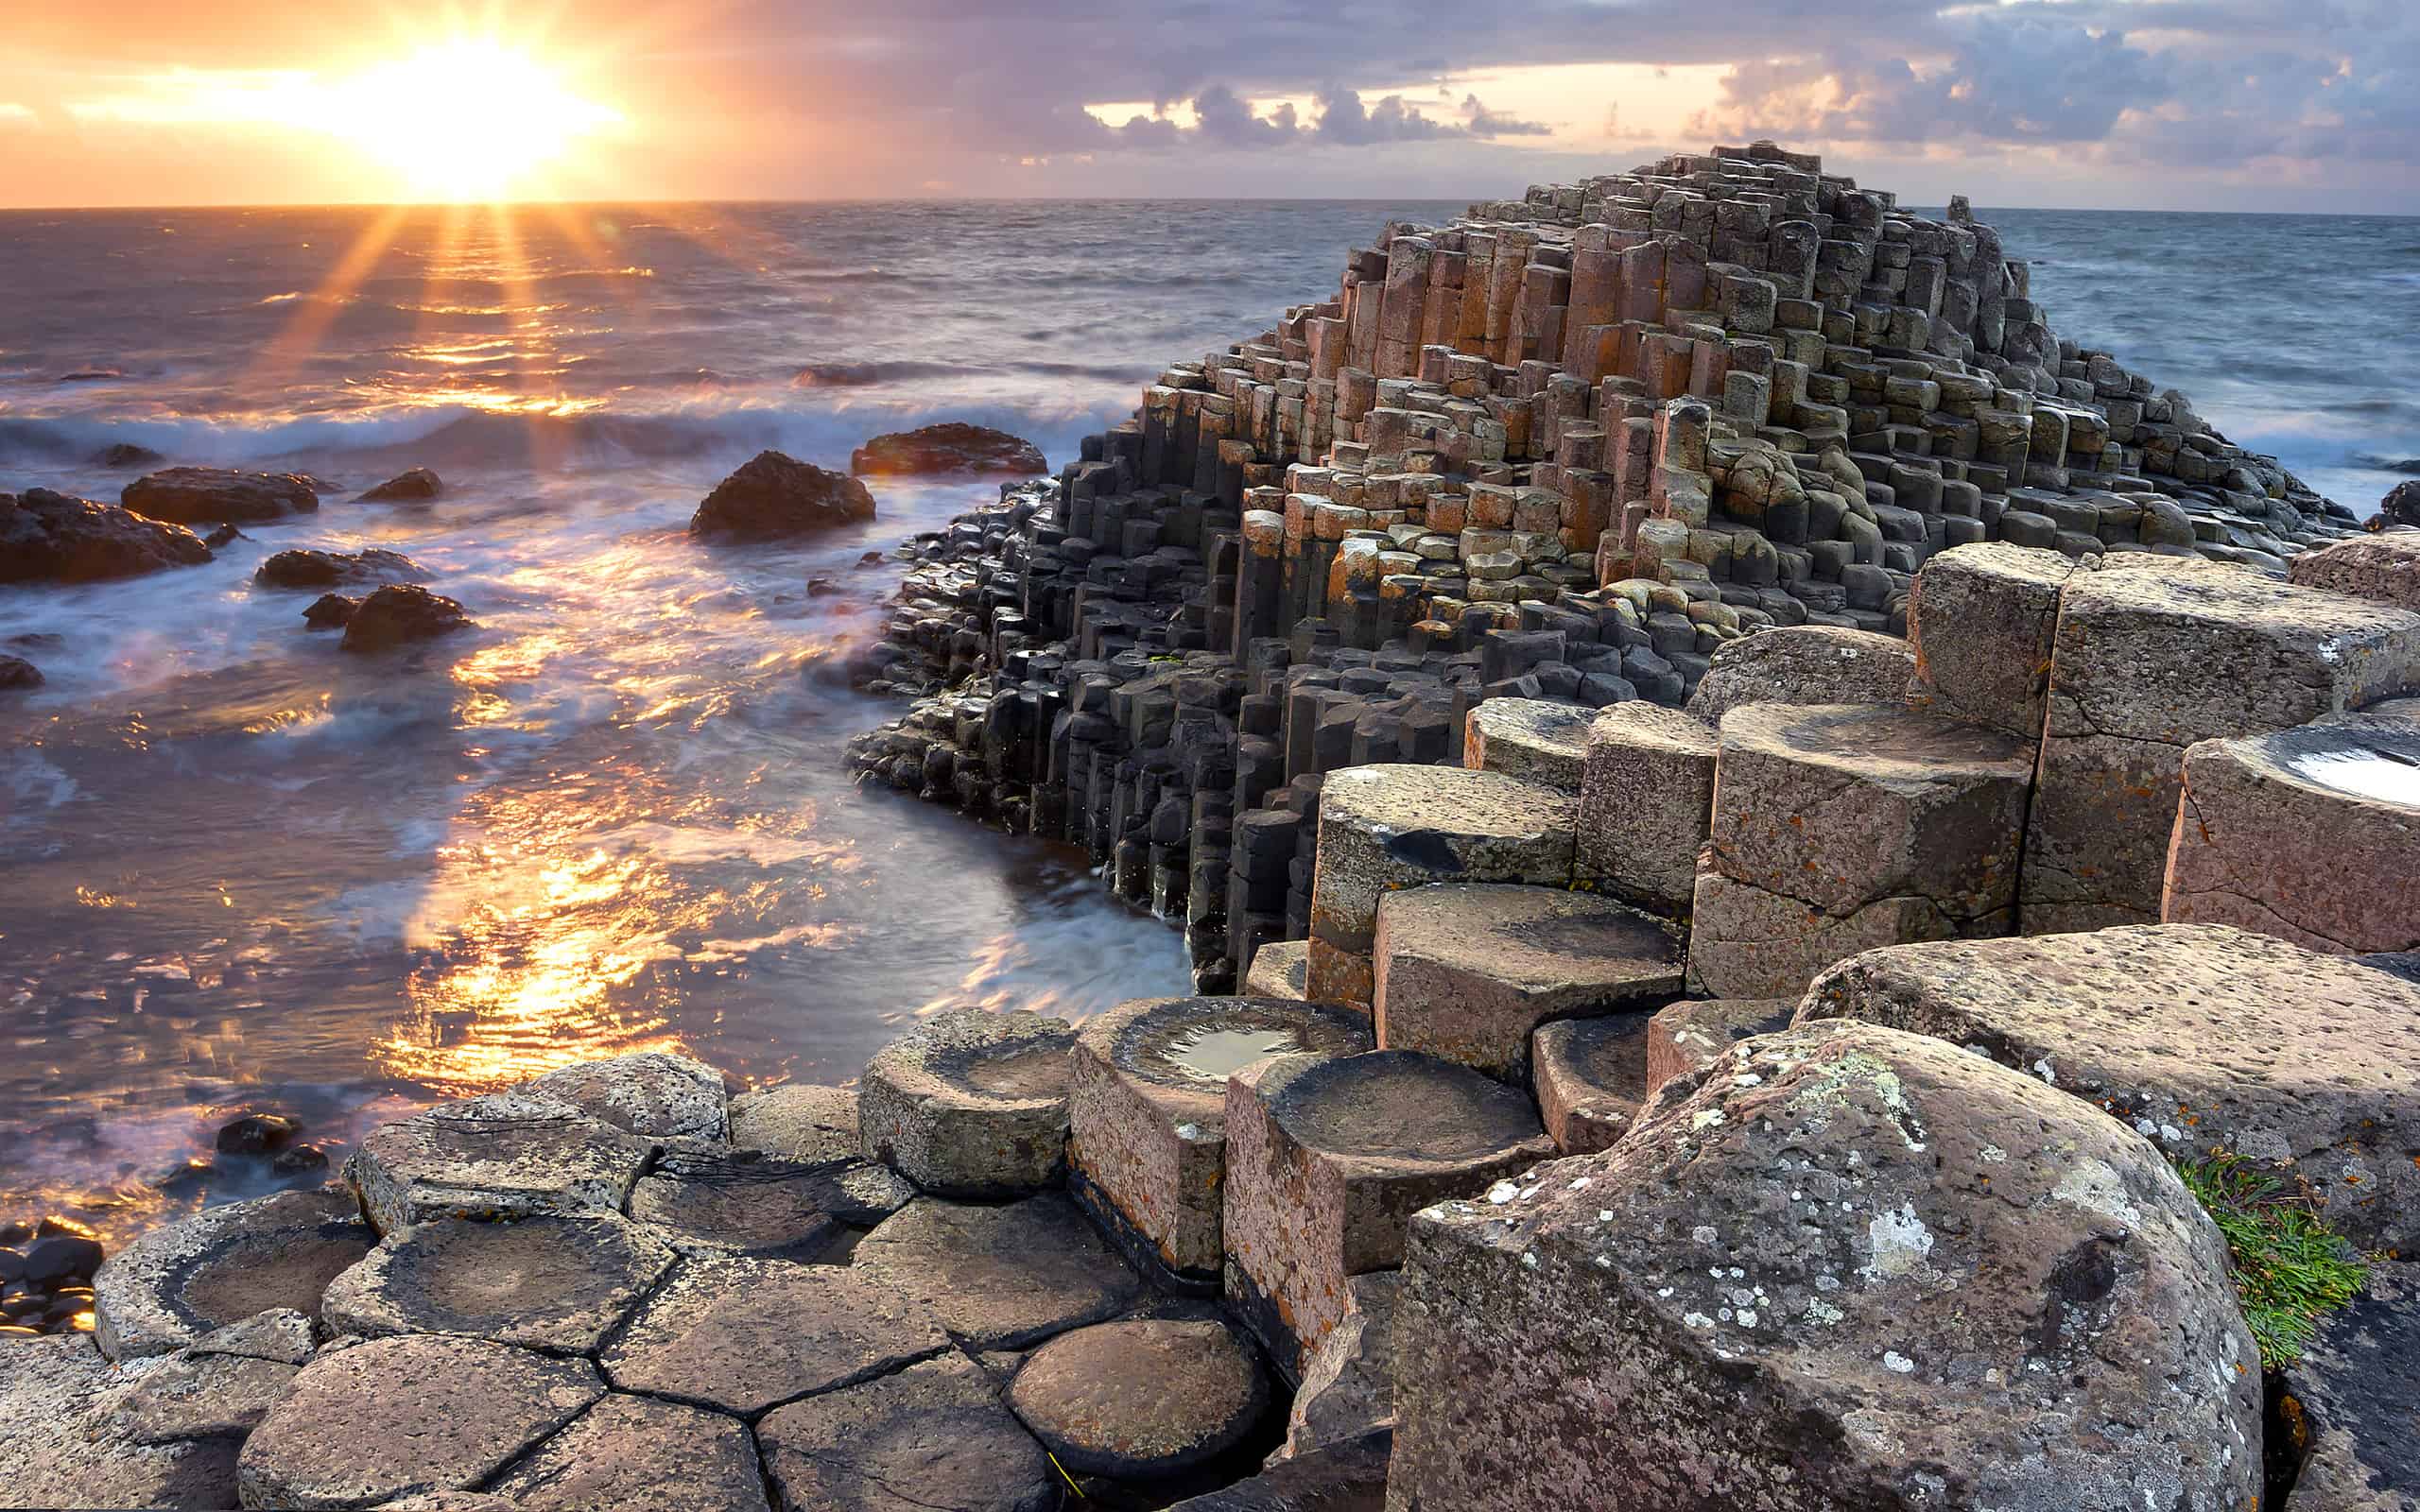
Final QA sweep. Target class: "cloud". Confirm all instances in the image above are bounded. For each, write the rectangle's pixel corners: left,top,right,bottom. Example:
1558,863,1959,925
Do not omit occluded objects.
1461,93,1551,138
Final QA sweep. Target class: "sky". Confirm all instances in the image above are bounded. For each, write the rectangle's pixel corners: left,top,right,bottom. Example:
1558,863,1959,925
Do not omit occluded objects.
0,0,2414,213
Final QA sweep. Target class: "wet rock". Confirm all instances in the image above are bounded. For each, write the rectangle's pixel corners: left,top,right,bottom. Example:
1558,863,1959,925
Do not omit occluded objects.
0,653,42,690
2275,1262,2418,1512
527,1050,731,1143
97,1307,316,1444
1167,1430,1391,1511
252,547,422,590
320,1213,676,1351
1223,1051,1554,1379
1684,625,1917,724
858,1007,1077,1197
1068,995,1371,1289
1641,996,1794,1100
1277,1272,1397,1463
850,422,1048,478
629,1149,911,1260
204,523,243,548
337,583,475,653
216,1111,303,1155
122,466,319,524
730,1082,861,1163
1573,701,1719,919
302,593,357,628
1374,884,1680,1084
360,467,443,503
235,1334,602,1509
1528,1012,1657,1155
94,1187,372,1360
1389,1020,2261,1512
21,1228,103,1283
97,441,164,468
0,487,214,583
850,1192,1144,1349
690,450,876,539
1906,541,2083,741
489,1392,771,1512
1461,697,1594,794
757,1352,1059,1512
1008,1317,1269,1479
1800,922,2420,1252
601,1255,951,1415
0,1332,244,1509
344,1090,655,1236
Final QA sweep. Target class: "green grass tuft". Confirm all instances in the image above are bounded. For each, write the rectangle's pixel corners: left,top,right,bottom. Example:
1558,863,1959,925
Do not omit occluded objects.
2173,1151,2370,1369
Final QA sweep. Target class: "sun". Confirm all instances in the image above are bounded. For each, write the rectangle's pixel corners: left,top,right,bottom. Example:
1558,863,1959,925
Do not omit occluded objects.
337,40,622,202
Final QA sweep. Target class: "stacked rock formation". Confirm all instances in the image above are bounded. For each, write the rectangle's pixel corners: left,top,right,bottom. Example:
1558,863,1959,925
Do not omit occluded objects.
846,141,2374,993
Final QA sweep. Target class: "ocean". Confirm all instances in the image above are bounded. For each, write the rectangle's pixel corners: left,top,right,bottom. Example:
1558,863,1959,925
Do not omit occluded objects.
0,198,2413,1246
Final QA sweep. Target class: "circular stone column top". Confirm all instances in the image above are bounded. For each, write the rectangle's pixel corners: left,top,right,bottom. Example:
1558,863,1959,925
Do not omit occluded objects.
858,1008,1079,1197
1007,1318,1270,1478
1091,996,1373,1118
320,1214,676,1353
1264,1051,1551,1170
94,1188,372,1361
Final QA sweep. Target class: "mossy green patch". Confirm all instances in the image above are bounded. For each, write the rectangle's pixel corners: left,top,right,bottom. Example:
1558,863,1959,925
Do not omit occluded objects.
2174,1151,2369,1368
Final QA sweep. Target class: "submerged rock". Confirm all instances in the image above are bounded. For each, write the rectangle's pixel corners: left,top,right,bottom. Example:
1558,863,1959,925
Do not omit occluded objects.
1,487,213,583
0,654,42,690
360,467,443,502
95,441,164,468
122,466,319,524
253,547,422,590
337,583,474,653
690,450,875,539
850,422,1047,478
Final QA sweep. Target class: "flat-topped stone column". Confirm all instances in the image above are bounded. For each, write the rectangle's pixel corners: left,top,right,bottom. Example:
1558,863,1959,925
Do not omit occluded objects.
1308,765,1578,1005
1241,937,1310,999
2162,714,2420,954
1641,997,1793,1101
1461,697,1593,793
1374,884,1679,1083
93,1189,372,1361
1222,1050,1553,1379
1574,702,1718,919
1067,995,1370,1290
1905,541,2081,741
1527,1013,1657,1154
1689,702,2032,999
858,1007,1077,1197
1684,625,1916,723
344,1091,656,1236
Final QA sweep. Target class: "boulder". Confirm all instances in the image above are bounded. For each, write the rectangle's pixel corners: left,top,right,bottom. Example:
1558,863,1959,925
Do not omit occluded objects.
1684,625,1917,723
319,1214,676,1351
1642,996,1794,1100
302,593,357,628
1906,541,2082,741
216,1112,303,1155
1528,1012,1657,1155
96,441,164,468
2290,533,2420,613
2379,480,2420,530
729,1082,861,1162
95,1307,315,1445
93,1187,372,1361
488,1393,771,1512
252,547,421,590
1276,1271,1398,1462
1799,923,2420,1251
2275,1262,2418,1512
757,1353,1059,1512
690,450,876,539
360,467,443,503
0,1332,242,1509
526,1050,730,1143
627,1148,912,1259
0,653,41,689
858,1007,1077,1197
1007,1317,1270,1479
1573,701,1719,918
343,1090,655,1235
1461,697,1593,793
337,583,475,653
1388,1021,2262,1512
122,466,318,524
850,1193,1144,1350
0,487,213,583
234,1335,602,1509
849,422,1047,477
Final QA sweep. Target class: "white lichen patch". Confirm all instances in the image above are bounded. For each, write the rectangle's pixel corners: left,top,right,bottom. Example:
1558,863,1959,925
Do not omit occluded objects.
2051,1158,2145,1229
1858,1203,1940,1286
1882,1350,1916,1374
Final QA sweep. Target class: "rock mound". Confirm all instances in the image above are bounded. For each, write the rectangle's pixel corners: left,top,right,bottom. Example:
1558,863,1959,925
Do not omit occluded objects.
121,467,318,524
95,442,164,468
253,547,422,590
850,422,1047,478
0,654,42,690
1,488,214,583
690,451,875,539
360,467,442,502
337,584,475,654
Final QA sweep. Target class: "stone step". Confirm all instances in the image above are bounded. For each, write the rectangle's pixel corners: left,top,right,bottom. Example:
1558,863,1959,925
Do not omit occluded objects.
857,1006,1077,1198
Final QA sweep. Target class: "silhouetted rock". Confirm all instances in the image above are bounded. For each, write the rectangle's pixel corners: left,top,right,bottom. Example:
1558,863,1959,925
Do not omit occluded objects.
302,593,358,629
122,467,318,524
253,547,421,590
95,442,164,469
850,423,1046,478
338,584,474,653
1,488,213,584
360,467,443,502
202,524,242,549
0,655,41,690
690,451,875,540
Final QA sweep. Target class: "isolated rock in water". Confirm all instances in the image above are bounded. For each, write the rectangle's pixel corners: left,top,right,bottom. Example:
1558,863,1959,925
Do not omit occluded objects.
2382,479,2420,529
215,1111,302,1154
95,441,164,468
0,488,213,583
203,523,242,548
360,467,443,502
850,422,1047,478
122,466,319,524
690,450,876,539
0,654,42,690
253,547,422,590
302,593,358,629
338,584,474,653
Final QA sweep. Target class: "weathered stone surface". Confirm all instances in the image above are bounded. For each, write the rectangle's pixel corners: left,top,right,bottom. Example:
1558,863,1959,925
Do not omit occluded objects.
1685,625,1917,724
1528,1012,1657,1155
2164,715,2420,954
1224,1050,1554,1379
527,1050,730,1142
345,1091,655,1236
1309,765,1579,1006
123,466,318,524
1907,541,2081,741
254,547,422,590
1389,1021,2261,1512
1243,938,1311,1000
730,1083,861,1162
235,1335,602,1510
1642,997,1793,1100
94,1187,372,1360
758,1352,1058,1512
338,584,475,653
1277,1272,1398,1463
1008,1317,1270,1478
97,1307,315,1445
320,1213,675,1351
2276,1262,2418,1512
859,1007,1077,1197
1686,877,1973,1007
2024,566,2420,932
0,1332,242,1509
850,1193,1144,1349
630,1149,912,1259
2290,534,2420,613
490,1392,772,1512
1461,697,1593,794
1375,884,1679,1083
0,487,213,584
601,1255,950,1415
849,422,1048,478
690,450,876,539
1068,995,1370,1288
1169,1431,1391,1512
1800,923,2420,1251
1573,701,1718,917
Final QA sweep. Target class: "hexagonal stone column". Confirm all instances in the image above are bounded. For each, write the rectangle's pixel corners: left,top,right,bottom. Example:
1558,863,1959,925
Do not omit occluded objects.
1642,998,1792,1101
858,1007,1077,1197
1374,884,1680,1083
629,1148,912,1262
1688,703,2031,999
1462,698,1593,793
491,1393,770,1512
1906,541,2081,742
1309,765,1578,1006
94,1188,372,1361
1388,1021,2260,1512
1222,1050,1554,1379
1800,922,2420,1253
2163,715,2420,954
1006,1317,1270,1480
1068,996,1371,1291
1242,938,1310,999
1526,1014,1655,1155
320,1214,675,1351
2023,566,2420,932
759,1353,1058,1512
850,1193,1144,1350
728,1082,859,1162
345,1091,655,1236
95,1308,315,1447
1685,625,1916,723
1574,702,1718,919
526,1051,730,1143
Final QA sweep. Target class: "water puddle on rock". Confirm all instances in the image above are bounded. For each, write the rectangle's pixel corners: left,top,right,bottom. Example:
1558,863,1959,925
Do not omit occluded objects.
1159,1027,1303,1081
2288,747,2420,807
